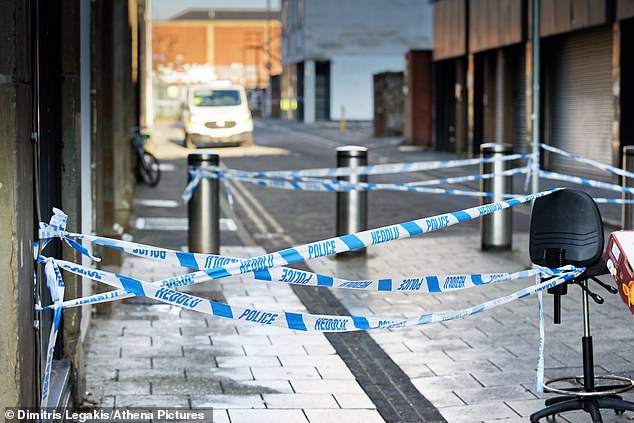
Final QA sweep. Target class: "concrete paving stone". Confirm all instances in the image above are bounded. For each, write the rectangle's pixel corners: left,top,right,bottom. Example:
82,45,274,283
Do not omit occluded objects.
85,345,121,358
151,379,222,395
220,380,294,394
188,367,254,381
302,344,336,355
262,393,339,409
390,364,437,379
470,370,536,387
454,385,536,405
426,360,503,376
290,380,365,394
210,334,272,346
210,409,230,423
268,334,332,346
117,368,186,382
411,388,466,408
191,394,265,408
228,409,309,423
152,335,211,346
316,365,356,380
388,351,457,365
444,347,517,362
303,409,385,423
279,355,346,368
121,344,183,358
182,345,246,358
439,403,519,422
100,380,151,395
410,374,483,392
98,395,115,408
505,398,555,418
243,344,308,356
115,394,190,408
153,356,216,370
333,393,376,409
108,357,152,370
251,366,322,380
234,324,294,336
216,355,281,368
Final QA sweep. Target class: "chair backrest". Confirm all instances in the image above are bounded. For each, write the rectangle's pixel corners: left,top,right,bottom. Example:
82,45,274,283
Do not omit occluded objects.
530,189,604,267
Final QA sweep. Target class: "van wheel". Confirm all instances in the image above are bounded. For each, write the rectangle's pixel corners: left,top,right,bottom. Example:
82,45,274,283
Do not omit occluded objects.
184,133,194,149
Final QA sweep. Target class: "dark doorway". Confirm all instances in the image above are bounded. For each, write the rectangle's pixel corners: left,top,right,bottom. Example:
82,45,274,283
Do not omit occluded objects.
315,61,330,121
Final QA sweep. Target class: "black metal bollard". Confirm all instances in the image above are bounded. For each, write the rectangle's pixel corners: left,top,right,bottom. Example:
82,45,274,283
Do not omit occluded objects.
481,143,513,251
336,146,368,257
188,150,220,254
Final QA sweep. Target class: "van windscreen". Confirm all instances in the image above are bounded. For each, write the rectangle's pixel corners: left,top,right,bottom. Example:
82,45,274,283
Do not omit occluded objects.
193,89,241,107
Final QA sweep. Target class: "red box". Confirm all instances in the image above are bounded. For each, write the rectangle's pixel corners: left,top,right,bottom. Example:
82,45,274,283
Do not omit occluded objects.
605,231,634,316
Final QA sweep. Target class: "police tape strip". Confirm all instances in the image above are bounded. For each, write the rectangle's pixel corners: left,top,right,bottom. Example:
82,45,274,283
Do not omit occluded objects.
194,169,522,198
209,153,535,179
405,167,529,186
538,170,634,195
41,190,559,293
592,197,634,204
183,166,527,202
45,257,584,332
540,144,634,180
40,258,64,409
37,257,573,310
38,211,574,310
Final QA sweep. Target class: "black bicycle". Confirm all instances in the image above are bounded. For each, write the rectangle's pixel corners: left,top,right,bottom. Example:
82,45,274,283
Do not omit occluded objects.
132,131,160,186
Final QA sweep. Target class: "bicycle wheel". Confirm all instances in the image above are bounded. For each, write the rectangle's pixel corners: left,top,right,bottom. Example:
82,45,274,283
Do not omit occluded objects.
139,151,161,186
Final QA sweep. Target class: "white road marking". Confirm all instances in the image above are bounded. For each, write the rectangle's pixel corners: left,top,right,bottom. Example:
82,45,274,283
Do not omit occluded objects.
134,198,179,208
135,217,237,231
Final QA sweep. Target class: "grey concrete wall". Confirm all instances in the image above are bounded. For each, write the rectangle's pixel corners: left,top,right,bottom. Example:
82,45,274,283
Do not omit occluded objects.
0,0,37,407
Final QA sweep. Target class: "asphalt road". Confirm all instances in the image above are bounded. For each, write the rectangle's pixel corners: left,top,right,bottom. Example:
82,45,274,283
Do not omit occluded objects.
220,120,535,249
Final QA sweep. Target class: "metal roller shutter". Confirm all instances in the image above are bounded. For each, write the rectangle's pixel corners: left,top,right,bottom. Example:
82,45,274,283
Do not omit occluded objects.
513,46,528,154
546,27,613,181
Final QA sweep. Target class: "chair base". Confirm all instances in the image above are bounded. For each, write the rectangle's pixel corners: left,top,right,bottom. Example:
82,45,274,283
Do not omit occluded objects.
529,395,634,423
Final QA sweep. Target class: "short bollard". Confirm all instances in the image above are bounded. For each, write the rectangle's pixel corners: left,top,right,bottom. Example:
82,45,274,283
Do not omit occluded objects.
336,146,368,257
481,143,513,251
622,146,634,230
188,150,220,254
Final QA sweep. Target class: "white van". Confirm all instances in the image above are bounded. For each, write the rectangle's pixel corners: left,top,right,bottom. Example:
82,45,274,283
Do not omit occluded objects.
182,82,254,148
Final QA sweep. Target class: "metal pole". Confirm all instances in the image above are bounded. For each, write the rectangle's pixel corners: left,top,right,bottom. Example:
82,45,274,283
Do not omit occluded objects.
481,143,513,251
188,151,220,254
336,146,368,257
531,0,541,195
622,146,634,229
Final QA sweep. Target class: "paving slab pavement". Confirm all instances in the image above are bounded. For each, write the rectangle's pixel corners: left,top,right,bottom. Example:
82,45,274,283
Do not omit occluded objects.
83,119,634,422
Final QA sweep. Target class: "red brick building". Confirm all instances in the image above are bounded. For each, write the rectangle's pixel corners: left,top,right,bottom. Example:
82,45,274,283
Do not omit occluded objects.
153,9,282,88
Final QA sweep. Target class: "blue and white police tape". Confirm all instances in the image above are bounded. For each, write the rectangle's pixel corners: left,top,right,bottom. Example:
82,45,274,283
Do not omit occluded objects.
44,257,584,332
539,170,634,195
405,167,529,187
540,144,634,180
37,213,577,308
37,252,574,310
213,153,535,179
536,272,546,393
195,168,521,199
592,197,634,204
39,258,65,409
182,154,534,201
42,189,560,291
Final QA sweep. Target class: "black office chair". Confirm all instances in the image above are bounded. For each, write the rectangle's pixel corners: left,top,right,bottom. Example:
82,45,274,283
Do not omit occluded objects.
529,189,634,422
